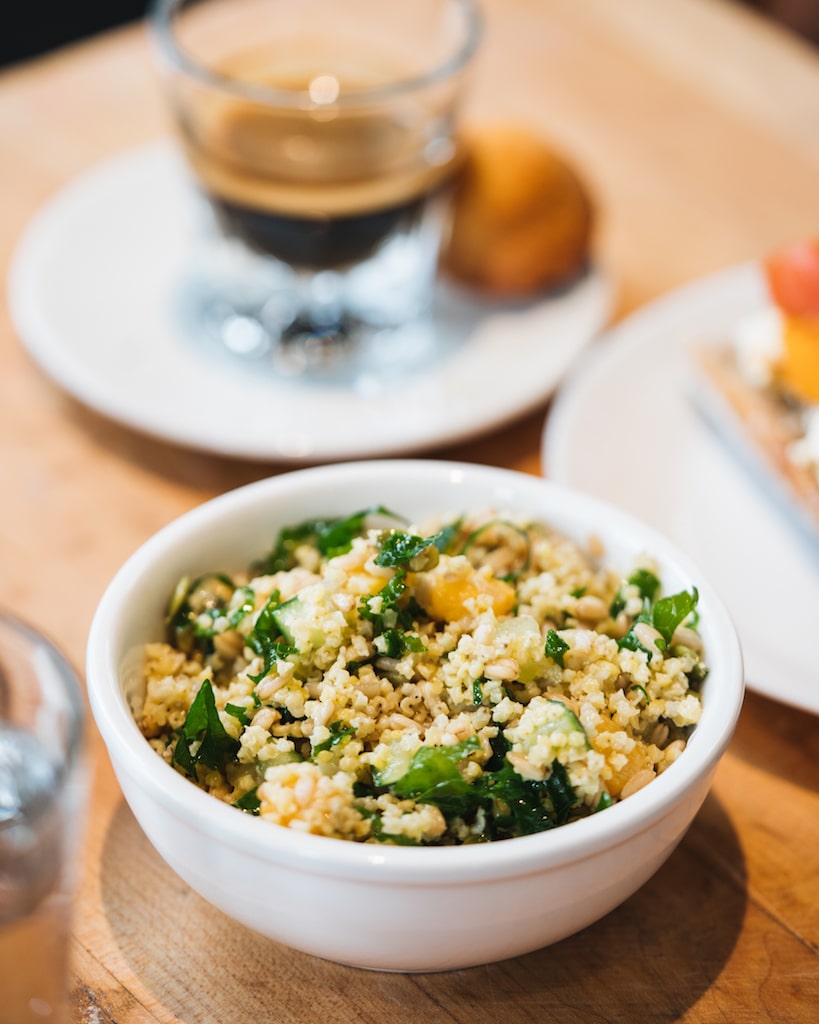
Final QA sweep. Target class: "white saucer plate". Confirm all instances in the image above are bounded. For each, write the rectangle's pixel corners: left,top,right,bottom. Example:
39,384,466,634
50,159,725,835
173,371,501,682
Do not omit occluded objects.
543,262,819,715
9,140,612,463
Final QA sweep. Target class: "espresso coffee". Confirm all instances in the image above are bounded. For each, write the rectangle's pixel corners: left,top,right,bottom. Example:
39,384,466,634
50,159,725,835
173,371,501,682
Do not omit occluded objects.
181,49,457,267
207,190,435,268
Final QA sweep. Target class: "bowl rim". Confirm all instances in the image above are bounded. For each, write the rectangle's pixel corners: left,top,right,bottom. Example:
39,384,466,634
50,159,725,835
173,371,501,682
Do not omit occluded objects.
86,459,744,884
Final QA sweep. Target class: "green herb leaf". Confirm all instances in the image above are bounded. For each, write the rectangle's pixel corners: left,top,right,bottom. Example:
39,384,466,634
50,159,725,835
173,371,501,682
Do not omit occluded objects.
374,629,427,659
652,587,699,645
374,531,436,570
609,569,661,619
595,791,613,812
356,806,423,845
478,759,577,839
247,592,296,682
172,679,239,777
312,721,356,756
373,519,464,572
629,568,661,603
376,735,581,842
617,630,654,658
630,684,650,705
545,629,570,669
225,702,250,725
234,787,261,815
258,507,400,572
483,730,509,773
430,518,463,555
258,519,329,573
390,737,481,816
359,569,408,633
317,507,399,559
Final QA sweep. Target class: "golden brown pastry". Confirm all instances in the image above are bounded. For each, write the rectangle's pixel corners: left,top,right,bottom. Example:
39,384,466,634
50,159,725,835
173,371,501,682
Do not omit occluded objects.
440,125,595,296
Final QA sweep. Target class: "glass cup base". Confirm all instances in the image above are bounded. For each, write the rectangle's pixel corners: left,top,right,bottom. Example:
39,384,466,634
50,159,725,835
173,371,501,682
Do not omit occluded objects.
196,292,440,385
189,213,443,382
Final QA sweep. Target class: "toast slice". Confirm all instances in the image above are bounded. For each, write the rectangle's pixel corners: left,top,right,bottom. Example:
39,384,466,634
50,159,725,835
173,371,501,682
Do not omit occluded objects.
693,343,819,535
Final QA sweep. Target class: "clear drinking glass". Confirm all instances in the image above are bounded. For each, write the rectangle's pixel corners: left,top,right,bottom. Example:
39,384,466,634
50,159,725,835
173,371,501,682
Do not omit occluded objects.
0,612,87,1024
150,0,482,376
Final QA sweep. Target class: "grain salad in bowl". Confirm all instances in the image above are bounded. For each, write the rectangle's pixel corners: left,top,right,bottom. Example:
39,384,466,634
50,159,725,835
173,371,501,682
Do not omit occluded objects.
86,461,742,970
139,509,706,845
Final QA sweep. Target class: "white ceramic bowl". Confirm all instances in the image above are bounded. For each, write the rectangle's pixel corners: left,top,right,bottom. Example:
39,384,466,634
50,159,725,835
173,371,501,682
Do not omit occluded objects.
86,460,743,971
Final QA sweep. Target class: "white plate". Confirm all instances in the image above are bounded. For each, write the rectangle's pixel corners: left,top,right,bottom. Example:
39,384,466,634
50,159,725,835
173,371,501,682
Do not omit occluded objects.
543,262,819,715
8,140,612,463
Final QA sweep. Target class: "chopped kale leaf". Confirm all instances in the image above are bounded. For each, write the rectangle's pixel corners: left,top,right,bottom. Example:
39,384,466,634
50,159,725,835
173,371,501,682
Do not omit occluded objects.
609,568,661,619
374,629,427,659
479,759,577,839
617,630,654,658
234,787,261,815
172,679,239,777
224,702,251,725
316,507,399,559
629,568,661,604
357,806,423,845
359,569,409,634
382,737,580,841
312,721,356,756
595,791,614,812
246,592,296,682
390,737,481,817
257,507,400,572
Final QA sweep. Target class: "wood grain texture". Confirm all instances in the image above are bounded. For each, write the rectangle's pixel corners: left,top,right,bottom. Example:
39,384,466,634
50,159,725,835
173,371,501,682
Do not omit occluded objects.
0,1,818,1021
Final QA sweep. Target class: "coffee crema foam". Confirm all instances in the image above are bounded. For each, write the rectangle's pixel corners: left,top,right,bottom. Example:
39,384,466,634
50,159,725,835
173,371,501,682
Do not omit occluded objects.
183,47,459,220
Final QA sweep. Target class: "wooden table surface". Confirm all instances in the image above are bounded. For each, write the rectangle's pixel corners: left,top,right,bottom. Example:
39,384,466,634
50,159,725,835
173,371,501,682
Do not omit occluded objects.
2,0,819,1020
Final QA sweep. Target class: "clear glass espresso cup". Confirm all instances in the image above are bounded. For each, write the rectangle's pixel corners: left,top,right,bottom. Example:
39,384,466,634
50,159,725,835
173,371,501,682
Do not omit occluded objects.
150,0,482,376
0,611,87,1024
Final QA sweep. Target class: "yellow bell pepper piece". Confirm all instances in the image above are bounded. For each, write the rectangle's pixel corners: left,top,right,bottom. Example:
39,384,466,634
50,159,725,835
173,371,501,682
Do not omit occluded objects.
779,314,819,403
412,569,516,622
